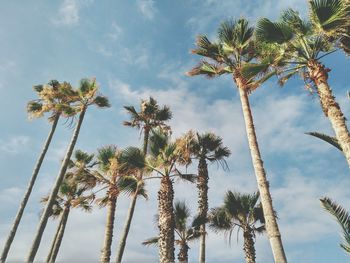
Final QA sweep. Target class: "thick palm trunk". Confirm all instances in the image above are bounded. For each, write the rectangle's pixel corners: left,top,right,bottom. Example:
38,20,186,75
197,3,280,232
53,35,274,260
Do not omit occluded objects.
177,242,189,263
48,204,70,263
158,176,175,263
0,114,60,263
26,107,86,263
100,196,117,263
238,86,287,263
308,60,350,168
197,157,208,263
115,127,149,263
243,227,255,263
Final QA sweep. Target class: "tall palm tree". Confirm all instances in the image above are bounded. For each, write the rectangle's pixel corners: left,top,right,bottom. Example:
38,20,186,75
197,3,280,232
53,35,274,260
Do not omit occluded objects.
142,201,203,263
187,19,287,262
122,130,195,263
177,131,230,263
256,8,350,170
210,191,266,263
96,145,144,263
320,197,350,253
0,80,77,263
309,0,350,55
26,78,110,262
45,150,97,263
116,97,172,263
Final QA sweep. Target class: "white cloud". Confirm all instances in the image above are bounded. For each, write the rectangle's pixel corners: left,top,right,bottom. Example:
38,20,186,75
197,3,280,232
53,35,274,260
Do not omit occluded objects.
108,22,123,41
0,136,30,154
136,0,157,20
52,0,93,26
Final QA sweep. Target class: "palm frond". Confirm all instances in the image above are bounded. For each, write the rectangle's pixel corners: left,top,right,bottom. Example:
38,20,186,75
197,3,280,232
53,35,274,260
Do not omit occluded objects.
255,18,294,44
305,132,342,151
142,237,159,246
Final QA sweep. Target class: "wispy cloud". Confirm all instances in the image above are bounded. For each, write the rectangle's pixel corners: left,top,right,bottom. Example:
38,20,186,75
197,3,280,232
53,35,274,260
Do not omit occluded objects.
108,22,123,41
0,136,30,154
52,0,93,26
136,0,157,20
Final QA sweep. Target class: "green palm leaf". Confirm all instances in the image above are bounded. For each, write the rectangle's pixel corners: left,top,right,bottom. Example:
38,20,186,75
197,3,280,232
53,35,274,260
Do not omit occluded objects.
305,132,342,151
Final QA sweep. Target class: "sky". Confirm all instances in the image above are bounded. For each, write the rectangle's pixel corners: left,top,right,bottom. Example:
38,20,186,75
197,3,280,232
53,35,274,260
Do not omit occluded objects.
1,0,350,262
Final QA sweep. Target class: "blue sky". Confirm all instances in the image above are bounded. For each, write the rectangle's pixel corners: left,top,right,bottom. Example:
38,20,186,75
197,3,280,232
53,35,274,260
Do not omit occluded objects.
1,0,350,262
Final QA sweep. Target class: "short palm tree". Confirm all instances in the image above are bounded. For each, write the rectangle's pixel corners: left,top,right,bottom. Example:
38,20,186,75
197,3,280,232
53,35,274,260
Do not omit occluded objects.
177,131,230,263
320,197,350,253
210,191,266,263
309,0,350,55
187,19,287,262
116,97,172,263
45,150,97,263
142,201,203,263
1,80,77,263
256,8,350,170
26,78,110,262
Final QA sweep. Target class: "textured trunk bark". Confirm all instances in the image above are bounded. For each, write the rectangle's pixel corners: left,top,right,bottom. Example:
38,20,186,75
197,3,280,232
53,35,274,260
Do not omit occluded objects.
46,214,63,263
158,176,175,263
197,157,208,263
100,195,117,263
26,107,86,263
308,60,350,168
237,86,287,263
48,204,70,263
177,242,189,263
115,192,137,263
243,227,256,263
1,114,60,263
115,126,150,263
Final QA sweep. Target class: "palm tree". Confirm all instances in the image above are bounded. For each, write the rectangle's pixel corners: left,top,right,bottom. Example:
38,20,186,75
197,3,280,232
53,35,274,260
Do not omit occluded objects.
256,8,350,170
26,78,110,262
177,131,230,263
142,201,203,263
122,130,195,263
116,97,172,263
0,80,77,263
95,145,144,263
187,19,287,262
210,191,266,263
320,197,350,253
45,150,97,263
309,0,350,55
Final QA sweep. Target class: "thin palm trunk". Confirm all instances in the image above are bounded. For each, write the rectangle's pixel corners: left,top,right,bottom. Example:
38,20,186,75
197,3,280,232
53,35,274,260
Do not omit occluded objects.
0,114,60,263
115,127,150,263
178,242,189,263
26,107,86,263
158,175,175,263
243,227,255,263
100,196,117,263
238,86,287,263
197,157,208,263
46,216,63,262
48,204,70,263
308,60,350,168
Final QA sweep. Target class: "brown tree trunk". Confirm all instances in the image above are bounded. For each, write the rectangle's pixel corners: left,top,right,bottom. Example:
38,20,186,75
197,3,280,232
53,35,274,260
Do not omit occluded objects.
100,194,117,263
308,60,350,168
178,242,189,263
243,227,255,263
158,176,175,263
1,114,60,263
237,85,287,263
27,107,86,263
197,157,208,263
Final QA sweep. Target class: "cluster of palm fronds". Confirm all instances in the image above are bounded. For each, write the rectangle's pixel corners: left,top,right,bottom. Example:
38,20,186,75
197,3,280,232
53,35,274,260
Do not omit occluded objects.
2,0,350,263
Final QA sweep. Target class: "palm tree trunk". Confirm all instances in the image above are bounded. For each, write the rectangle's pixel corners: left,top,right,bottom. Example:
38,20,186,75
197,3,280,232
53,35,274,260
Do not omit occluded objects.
115,192,137,263
243,227,255,263
158,175,175,263
177,242,189,263
0,114,60,263
197,157,208,263
100,196,117,263
48,204,70,263
46,216,63,262
237,86,287,263
115,127,150,263
26,107,87,263
308,60,350,168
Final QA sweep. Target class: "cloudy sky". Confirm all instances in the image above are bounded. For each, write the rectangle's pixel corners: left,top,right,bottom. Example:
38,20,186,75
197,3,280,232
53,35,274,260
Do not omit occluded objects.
1,0,350,262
